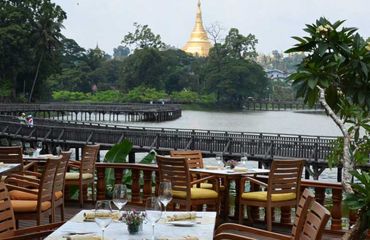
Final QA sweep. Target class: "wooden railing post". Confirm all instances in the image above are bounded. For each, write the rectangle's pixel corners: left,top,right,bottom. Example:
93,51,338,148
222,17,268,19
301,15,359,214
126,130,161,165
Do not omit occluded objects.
280,207,291,224
331,188,342,231
315,188,325,205
131,169,141,203
143,170,153,200
114,168,123,184
96,166,106,200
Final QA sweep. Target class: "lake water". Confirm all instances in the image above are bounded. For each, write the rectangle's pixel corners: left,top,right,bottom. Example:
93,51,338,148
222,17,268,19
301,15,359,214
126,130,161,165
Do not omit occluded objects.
101,110,340,182
119,110,341,137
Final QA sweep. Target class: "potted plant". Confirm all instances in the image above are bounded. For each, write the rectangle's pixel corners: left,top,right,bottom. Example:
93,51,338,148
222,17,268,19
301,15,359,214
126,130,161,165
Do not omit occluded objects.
121,209,146,234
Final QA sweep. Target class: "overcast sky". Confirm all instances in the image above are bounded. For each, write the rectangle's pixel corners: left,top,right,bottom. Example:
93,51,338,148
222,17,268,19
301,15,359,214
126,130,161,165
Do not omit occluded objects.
52,0,370,55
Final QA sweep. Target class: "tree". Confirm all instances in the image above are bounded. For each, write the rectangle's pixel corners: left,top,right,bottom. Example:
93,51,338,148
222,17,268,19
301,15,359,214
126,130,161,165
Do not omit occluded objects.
113,45,130,60
28,0,66,102
286,18,370,239
224,28,258,60
122,22,165,51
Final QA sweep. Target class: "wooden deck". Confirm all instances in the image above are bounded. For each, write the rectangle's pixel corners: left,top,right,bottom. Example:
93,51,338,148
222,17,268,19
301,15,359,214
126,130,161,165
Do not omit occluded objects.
18,202,343,240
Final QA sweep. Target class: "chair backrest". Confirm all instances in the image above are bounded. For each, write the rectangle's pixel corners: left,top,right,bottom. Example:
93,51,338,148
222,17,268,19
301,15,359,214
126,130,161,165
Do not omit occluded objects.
81,145,100,175
0,182,15,237
300,201,331,240
53,151,71,194
291,189,315,240
38,157,61,205
267,160,304,201
156,155,191,193
0,146,23,168
170,150,204,169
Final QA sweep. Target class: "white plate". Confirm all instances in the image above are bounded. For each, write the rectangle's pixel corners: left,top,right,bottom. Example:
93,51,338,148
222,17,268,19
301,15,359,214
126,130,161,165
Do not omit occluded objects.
168,221,196,227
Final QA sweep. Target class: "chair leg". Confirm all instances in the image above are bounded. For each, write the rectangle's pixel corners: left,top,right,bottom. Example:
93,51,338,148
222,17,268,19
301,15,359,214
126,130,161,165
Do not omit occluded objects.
91,182,95,204
79,184,84,208
266,206,272,231
238,203,244,224
61,203,65,221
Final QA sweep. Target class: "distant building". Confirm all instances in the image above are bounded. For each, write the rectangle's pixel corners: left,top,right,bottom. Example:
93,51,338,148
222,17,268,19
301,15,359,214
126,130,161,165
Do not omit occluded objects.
265,69,289,80
182,0,212,57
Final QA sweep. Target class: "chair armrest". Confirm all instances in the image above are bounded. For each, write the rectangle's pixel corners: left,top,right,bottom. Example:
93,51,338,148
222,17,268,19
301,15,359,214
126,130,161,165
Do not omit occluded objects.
191,176,219,192
2,222,65,240
5,174,40,184
214,232,257,240
23,161,36,171
23,171,42,178
215,223,291,240
244,176,268,187
5,183,38,195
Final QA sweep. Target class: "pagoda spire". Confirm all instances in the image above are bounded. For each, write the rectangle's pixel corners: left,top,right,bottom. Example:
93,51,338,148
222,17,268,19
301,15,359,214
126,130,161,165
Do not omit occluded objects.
182,0,212,57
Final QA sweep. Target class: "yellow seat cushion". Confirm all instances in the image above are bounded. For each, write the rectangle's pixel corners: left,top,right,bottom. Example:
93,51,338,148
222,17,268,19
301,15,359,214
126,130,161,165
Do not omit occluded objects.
65,172,93,180
241,191,296,202
11,200,51,212
9,190,63,200
173,188,218,199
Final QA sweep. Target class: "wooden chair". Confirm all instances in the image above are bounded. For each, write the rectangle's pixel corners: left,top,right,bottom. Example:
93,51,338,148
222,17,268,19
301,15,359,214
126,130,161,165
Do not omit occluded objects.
0,146,34,179
239,159,304,231
0,182,63,240
5,157,61,226
215,199,330,240
170,150,213,189
65,144,100,207
215,188,315,240
156,155,220,211
53,150,71,222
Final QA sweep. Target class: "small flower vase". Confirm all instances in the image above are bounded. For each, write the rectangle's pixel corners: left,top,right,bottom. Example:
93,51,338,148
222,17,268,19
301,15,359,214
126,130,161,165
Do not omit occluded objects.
127,223,141,235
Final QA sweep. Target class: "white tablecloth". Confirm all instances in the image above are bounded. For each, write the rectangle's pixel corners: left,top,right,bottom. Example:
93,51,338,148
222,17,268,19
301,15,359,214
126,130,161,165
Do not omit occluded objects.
45,211,216,240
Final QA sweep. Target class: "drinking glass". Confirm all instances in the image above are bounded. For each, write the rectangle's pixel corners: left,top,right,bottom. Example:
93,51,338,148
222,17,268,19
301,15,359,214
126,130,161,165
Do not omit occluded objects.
112,184,128,217
145,197,162,240
158,181,172,218
35,141,42,156
216,153,223,168
241,152,248,167
95,200,113,240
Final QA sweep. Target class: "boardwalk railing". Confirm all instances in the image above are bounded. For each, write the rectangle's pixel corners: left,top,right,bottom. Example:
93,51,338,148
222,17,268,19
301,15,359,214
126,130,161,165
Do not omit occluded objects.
94,162,347,235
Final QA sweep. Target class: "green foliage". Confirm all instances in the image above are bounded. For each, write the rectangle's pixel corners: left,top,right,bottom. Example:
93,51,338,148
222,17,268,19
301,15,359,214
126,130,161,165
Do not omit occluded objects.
344,170,370,239
124,86,168,102
52,90,87,101
224,28,258,60
170,90,200,103
286,18,370,111
122,22,165,50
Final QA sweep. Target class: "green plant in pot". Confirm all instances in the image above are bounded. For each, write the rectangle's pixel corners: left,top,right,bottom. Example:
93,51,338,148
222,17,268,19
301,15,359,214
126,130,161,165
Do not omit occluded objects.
104,139,156,197
344,170,370,239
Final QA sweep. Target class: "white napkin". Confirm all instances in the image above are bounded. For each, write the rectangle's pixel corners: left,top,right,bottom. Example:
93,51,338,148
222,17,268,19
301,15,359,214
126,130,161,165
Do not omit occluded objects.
167,212,196,221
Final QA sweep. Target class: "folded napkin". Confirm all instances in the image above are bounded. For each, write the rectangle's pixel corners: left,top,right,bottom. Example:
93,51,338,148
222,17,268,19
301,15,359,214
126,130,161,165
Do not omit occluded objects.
233,167,248,172
83,211,120,220
167,212,196,221
66,234,101,240
0,162,4,165
205,165,221,170
158,236,199,240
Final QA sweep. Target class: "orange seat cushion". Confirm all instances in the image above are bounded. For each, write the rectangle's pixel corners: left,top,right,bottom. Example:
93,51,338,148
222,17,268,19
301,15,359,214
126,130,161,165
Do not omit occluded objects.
173,188,218,199
9,190,63,200
11,200,51,212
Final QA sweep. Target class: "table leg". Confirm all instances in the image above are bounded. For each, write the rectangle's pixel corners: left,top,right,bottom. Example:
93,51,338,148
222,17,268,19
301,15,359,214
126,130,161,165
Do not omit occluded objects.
234,177,241,219
223,178,230,220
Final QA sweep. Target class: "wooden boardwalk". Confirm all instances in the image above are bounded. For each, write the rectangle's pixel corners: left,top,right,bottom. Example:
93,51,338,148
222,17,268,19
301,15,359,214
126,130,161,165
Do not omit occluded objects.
18,202,342,239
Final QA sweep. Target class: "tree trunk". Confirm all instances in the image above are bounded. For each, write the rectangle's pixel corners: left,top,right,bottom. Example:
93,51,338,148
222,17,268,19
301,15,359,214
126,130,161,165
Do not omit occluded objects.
28,51,44,103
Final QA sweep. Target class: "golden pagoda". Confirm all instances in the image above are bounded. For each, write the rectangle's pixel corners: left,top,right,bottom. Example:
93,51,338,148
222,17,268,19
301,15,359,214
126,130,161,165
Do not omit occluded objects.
182,0,212,57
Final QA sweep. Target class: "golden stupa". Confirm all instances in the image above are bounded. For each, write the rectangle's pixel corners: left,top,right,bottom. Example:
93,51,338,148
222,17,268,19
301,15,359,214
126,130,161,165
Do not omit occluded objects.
182,0,212,57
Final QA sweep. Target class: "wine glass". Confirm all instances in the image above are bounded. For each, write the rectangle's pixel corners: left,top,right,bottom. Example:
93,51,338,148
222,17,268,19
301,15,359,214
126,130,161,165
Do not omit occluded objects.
112,184,128,218
158,181,172,218
241,152,248,167
35,141,42,156
145,197,162,240
216,153,223,168
95,200,113,240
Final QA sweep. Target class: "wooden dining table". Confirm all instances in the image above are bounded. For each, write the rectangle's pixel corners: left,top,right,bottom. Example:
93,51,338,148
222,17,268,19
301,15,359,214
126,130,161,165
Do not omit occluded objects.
190,167,270,220
45,210,217,240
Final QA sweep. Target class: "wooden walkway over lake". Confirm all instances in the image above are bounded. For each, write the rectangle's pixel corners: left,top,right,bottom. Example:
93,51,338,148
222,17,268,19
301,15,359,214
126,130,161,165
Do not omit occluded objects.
0,103,182,122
